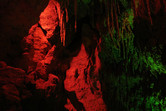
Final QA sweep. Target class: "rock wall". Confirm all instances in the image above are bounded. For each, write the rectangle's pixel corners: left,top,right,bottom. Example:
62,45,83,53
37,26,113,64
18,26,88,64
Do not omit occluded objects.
0,0,106,110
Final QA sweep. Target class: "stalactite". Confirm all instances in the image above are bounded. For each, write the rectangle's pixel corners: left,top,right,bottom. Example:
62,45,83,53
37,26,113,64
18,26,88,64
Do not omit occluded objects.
94,38,101,74
117,1,120,14
146,0,153,24
65,8,69,23
132,0,137,16
106,0,113,40
62,19,66,46
113,0,120,39
107,14,113,40
74,0,77,32
111,0,114,31
54,1,66,46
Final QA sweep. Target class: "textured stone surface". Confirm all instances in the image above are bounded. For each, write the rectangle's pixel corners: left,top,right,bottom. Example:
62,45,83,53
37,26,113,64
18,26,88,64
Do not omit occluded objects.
0,0,107,110
22,0,61,77
39,0,59,39
0,0,49,68
35,74,59,97
64,44,106,111
0,61,30,111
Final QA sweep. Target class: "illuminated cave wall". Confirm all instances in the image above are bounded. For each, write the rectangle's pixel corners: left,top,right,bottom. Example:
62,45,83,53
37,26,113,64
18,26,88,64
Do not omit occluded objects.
0,0,166,111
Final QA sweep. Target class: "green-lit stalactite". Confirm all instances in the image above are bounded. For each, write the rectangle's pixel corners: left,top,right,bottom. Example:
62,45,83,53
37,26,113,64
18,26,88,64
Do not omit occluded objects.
100,1,166,110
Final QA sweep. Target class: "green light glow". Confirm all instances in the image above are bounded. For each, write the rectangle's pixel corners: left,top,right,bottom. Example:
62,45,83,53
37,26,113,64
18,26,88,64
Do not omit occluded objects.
82,0,91,4
100,1,166,110
144,52,166,76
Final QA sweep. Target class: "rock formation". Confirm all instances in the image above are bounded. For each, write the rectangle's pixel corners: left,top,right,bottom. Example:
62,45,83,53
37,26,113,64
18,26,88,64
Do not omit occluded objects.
19,0,106,110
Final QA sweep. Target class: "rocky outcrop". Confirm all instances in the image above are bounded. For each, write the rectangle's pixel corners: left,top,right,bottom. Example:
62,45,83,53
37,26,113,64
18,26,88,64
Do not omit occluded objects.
22,0,63,79
0,61,30,111
0,61,61,111
1,0,106,110
64,44,106,111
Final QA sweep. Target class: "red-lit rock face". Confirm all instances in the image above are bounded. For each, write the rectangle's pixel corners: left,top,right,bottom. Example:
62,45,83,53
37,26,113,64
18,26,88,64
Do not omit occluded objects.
23,0,62,79
23,0,67,77
23,24,52,75
1,0,166,110
0,61,31,111
1,0,106,110
64,43,106,111
23,0,106,110
39,0,59,38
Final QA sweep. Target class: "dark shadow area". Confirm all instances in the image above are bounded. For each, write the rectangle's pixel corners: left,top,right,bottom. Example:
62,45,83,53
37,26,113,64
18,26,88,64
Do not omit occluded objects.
66,91,85,111
0,0,49,67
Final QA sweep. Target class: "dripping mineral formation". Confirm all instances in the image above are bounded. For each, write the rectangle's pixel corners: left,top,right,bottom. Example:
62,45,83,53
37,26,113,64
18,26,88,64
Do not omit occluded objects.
0,0,106,110
1,0,165,111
